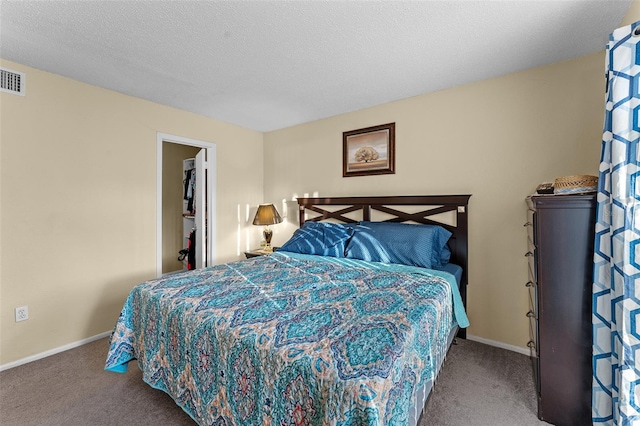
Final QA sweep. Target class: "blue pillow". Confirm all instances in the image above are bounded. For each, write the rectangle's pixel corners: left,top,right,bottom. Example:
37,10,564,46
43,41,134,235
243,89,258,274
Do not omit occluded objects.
278,222,355,257
344,221,452,269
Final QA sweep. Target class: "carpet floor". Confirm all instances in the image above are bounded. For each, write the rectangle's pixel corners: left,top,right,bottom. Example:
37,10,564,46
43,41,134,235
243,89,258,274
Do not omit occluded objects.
0,337,547,425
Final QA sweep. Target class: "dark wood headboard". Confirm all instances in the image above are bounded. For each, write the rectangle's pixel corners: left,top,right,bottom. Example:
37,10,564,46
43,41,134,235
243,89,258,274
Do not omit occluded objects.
296,195,471,336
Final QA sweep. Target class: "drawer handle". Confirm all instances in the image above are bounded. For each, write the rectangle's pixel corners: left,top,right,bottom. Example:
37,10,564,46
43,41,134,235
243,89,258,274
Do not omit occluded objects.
526,311,535,318
524,222,532,227
525,281,534,287
527,340,536,349
525,252,533,257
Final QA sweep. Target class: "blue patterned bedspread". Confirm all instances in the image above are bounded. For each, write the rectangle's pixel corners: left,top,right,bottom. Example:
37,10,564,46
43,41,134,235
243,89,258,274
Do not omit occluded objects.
105,252,469,425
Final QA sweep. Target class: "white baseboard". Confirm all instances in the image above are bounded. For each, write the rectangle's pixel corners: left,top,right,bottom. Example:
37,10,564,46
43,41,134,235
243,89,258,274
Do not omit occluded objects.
0,330,111,372
466,334,530,356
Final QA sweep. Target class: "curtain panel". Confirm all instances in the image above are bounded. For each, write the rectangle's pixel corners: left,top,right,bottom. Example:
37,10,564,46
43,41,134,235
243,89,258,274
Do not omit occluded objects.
593,20,640,425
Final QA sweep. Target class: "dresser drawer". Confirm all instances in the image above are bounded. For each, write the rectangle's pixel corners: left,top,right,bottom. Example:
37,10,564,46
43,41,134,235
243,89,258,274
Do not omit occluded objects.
527,280,537,318
527,303,538,355
525,209,537,282
526,208,535,239
527,251,537,283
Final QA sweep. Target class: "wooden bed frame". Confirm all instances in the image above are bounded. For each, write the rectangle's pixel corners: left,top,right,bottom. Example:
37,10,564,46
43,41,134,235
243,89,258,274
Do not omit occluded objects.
297,194,471,338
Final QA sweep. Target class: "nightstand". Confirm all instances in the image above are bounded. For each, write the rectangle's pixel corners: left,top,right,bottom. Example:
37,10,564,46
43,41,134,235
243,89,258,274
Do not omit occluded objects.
244,248,279,259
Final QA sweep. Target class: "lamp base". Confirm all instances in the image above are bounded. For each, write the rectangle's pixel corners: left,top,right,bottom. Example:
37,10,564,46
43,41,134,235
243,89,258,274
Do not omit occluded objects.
263,227,273,251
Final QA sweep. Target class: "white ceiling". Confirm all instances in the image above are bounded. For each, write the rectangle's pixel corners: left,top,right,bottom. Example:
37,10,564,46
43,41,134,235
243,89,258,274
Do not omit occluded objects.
0,0,632,132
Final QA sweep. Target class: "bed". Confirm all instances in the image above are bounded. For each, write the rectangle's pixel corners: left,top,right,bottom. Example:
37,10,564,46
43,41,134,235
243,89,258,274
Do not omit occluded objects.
105,194,471,426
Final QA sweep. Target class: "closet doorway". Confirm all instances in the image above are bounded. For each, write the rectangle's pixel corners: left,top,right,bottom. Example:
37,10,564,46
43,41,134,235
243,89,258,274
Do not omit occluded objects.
156,133,216,276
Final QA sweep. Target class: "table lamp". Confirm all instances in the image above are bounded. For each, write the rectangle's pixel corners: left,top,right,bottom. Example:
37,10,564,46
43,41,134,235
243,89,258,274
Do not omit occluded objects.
252,203,283,252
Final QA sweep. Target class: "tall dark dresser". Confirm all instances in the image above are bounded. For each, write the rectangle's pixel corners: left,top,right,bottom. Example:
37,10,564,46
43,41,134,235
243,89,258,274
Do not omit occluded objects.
526,194,596,426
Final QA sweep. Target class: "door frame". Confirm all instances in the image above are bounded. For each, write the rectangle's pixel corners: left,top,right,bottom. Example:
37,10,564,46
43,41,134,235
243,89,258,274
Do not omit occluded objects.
156,132,217,277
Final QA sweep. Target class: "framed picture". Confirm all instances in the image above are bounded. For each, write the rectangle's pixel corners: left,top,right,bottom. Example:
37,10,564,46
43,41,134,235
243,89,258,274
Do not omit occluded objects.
343,122,395,177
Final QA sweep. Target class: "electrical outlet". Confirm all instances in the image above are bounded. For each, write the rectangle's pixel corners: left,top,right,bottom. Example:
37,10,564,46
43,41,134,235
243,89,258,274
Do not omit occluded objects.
15,306,28,322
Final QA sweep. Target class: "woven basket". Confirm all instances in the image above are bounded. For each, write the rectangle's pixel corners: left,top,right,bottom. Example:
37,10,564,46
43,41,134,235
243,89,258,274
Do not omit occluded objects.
554,175,598,194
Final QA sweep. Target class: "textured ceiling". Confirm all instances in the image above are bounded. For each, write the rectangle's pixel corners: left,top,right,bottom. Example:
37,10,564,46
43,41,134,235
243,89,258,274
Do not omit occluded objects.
0,1,633,132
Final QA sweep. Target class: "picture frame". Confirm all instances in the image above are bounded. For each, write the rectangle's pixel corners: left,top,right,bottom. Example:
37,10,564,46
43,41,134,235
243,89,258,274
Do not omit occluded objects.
343,122,395,177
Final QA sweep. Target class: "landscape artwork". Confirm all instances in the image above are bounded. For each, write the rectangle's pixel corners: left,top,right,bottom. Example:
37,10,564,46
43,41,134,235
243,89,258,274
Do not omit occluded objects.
343,122,395,177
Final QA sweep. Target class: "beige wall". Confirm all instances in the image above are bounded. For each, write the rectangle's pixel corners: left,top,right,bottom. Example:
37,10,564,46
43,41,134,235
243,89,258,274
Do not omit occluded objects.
263,20,638,350
0,60,264,365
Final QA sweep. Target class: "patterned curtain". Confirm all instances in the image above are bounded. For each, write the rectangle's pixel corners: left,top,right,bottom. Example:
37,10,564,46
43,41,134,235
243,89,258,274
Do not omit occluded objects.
593,21,640,425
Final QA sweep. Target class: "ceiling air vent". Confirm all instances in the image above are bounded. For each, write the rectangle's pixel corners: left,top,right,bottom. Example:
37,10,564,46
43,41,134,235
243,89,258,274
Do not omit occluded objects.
1,67,26,96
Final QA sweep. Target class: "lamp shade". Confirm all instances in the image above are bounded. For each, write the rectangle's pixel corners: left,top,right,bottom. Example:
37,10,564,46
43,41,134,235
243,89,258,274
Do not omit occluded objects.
252,204,283,226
